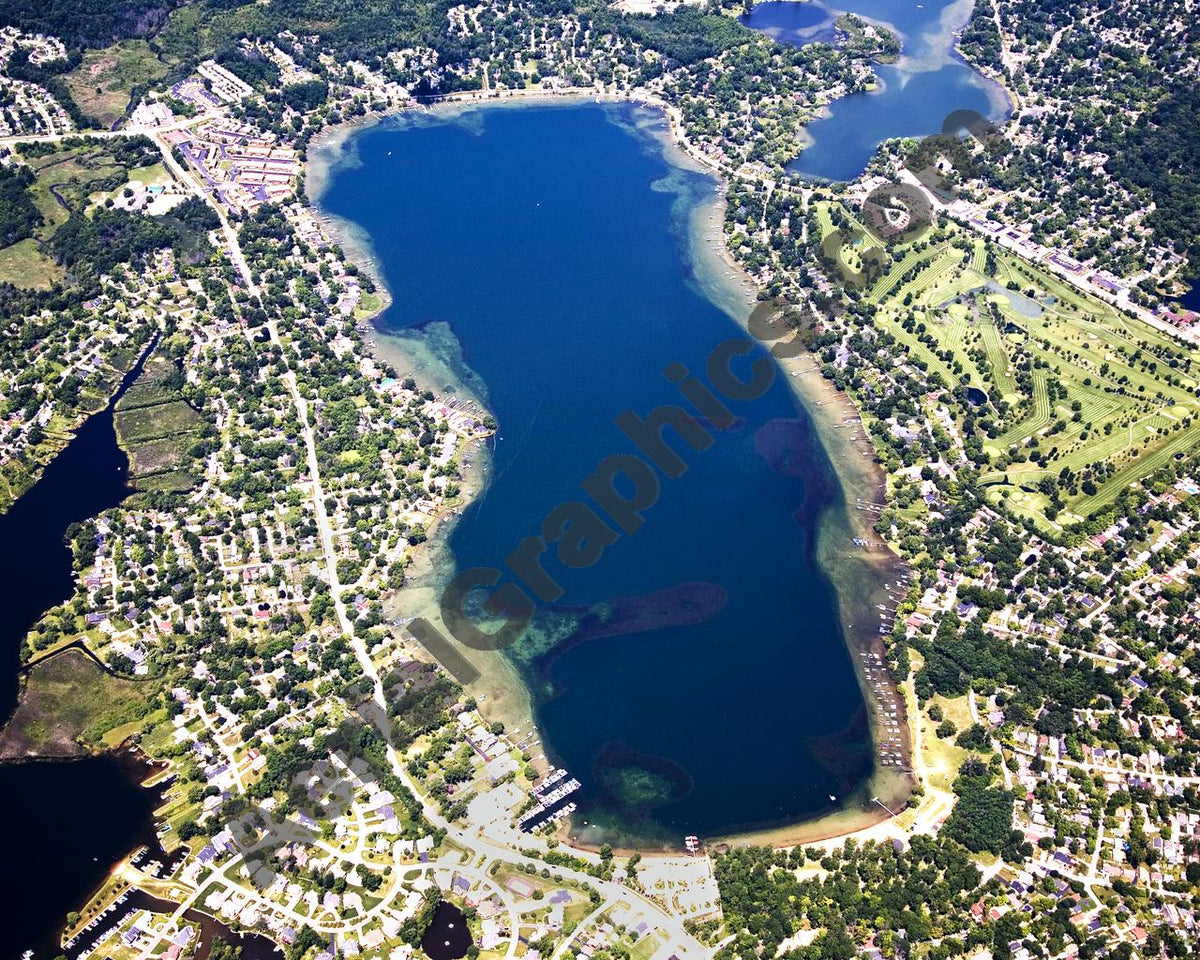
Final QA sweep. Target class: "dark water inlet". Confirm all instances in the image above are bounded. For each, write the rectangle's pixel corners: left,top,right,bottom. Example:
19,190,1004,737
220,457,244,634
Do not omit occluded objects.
0,335,157,721
2,752,169,958
0,337,167,956
58,885,283,960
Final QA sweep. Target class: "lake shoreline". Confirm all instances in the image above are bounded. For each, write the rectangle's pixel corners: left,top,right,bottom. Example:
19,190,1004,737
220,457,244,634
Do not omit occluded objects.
307,92,914,851
2,742,176,958
637,98,916,845
749,0,1014,180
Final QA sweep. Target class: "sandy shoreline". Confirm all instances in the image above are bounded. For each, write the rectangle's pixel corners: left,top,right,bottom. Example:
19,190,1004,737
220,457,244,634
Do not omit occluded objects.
306,105,556,760
307,89,915,851
641,104,916,846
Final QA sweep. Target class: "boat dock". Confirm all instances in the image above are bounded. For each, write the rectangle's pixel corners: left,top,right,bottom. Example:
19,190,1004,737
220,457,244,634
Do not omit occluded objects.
519,768,582,832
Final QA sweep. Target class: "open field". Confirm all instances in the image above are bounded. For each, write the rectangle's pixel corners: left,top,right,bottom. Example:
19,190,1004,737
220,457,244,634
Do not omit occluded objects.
116,397,204,442
0,236,65,289
0,649,151,758
114,352,205,491
128,161,170,185
64,40,167,129
28,148,125,230
815,200,1200,527
126,435,195,475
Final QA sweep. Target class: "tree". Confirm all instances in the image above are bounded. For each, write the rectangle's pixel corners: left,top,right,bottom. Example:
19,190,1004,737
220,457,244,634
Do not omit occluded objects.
286,926,324,960
944,759,1019,856
209,940,243,960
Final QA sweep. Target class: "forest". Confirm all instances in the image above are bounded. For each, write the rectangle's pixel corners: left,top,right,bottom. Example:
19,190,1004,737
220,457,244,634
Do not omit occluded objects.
1101,82,1200,273
47,196,216,285
714,838,989,960
0,0,178,47
0,165,41,248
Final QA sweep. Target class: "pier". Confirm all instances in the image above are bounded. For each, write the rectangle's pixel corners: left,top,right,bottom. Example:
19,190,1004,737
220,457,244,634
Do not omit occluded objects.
518,768,582,832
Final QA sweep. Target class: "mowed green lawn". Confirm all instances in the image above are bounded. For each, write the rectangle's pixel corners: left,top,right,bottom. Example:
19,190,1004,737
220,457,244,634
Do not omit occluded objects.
813,201,1200,527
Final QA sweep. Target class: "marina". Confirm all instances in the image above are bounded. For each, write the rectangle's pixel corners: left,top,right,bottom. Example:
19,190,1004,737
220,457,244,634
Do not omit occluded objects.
59,885,281,960
519,768,583,832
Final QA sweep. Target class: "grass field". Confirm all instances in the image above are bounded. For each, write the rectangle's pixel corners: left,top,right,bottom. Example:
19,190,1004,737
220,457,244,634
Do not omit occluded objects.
114,353,205,491
0,649,151,758
0,237,65,289
814,199,1200,527
129,162,169,185
28,149,125,231
64,40,167,129
117,399,204,443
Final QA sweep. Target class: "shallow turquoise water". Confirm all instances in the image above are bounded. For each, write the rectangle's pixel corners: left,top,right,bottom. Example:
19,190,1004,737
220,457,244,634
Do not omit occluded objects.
318,103,872,841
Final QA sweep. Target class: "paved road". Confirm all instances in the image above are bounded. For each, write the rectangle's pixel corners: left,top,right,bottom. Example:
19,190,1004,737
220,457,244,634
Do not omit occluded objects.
0,112,211,148
152,137,714,956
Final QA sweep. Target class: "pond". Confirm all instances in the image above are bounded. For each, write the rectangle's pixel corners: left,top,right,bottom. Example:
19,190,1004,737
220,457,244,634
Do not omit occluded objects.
421,901,474,960
981,279,1043,319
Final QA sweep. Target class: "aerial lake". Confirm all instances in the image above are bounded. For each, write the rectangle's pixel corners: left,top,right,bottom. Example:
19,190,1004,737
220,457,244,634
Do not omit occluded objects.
0,342,167,956
743,0,1011,180
316,102,885,842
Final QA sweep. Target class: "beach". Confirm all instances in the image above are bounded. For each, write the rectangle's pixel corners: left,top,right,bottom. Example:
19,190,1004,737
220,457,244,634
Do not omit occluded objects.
308,108,556,756
639,104,917,844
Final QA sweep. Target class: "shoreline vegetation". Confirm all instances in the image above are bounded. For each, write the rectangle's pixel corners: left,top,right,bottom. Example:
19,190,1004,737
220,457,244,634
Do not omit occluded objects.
306,89,916,850
0,349,137,515
0,646,150,759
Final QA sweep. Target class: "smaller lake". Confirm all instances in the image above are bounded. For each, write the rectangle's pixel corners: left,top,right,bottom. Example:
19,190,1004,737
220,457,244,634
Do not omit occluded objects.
4,752,166,958
743,0,1011,181
421,901,473,960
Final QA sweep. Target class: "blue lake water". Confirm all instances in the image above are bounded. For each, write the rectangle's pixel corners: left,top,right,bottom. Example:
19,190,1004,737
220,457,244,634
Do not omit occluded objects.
743,0,1011,180
318,104,875,841
1181,278,1200,313
741,0,834,44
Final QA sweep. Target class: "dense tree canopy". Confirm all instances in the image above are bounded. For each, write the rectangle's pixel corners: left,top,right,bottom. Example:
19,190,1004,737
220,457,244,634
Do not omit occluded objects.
0,165,41,248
